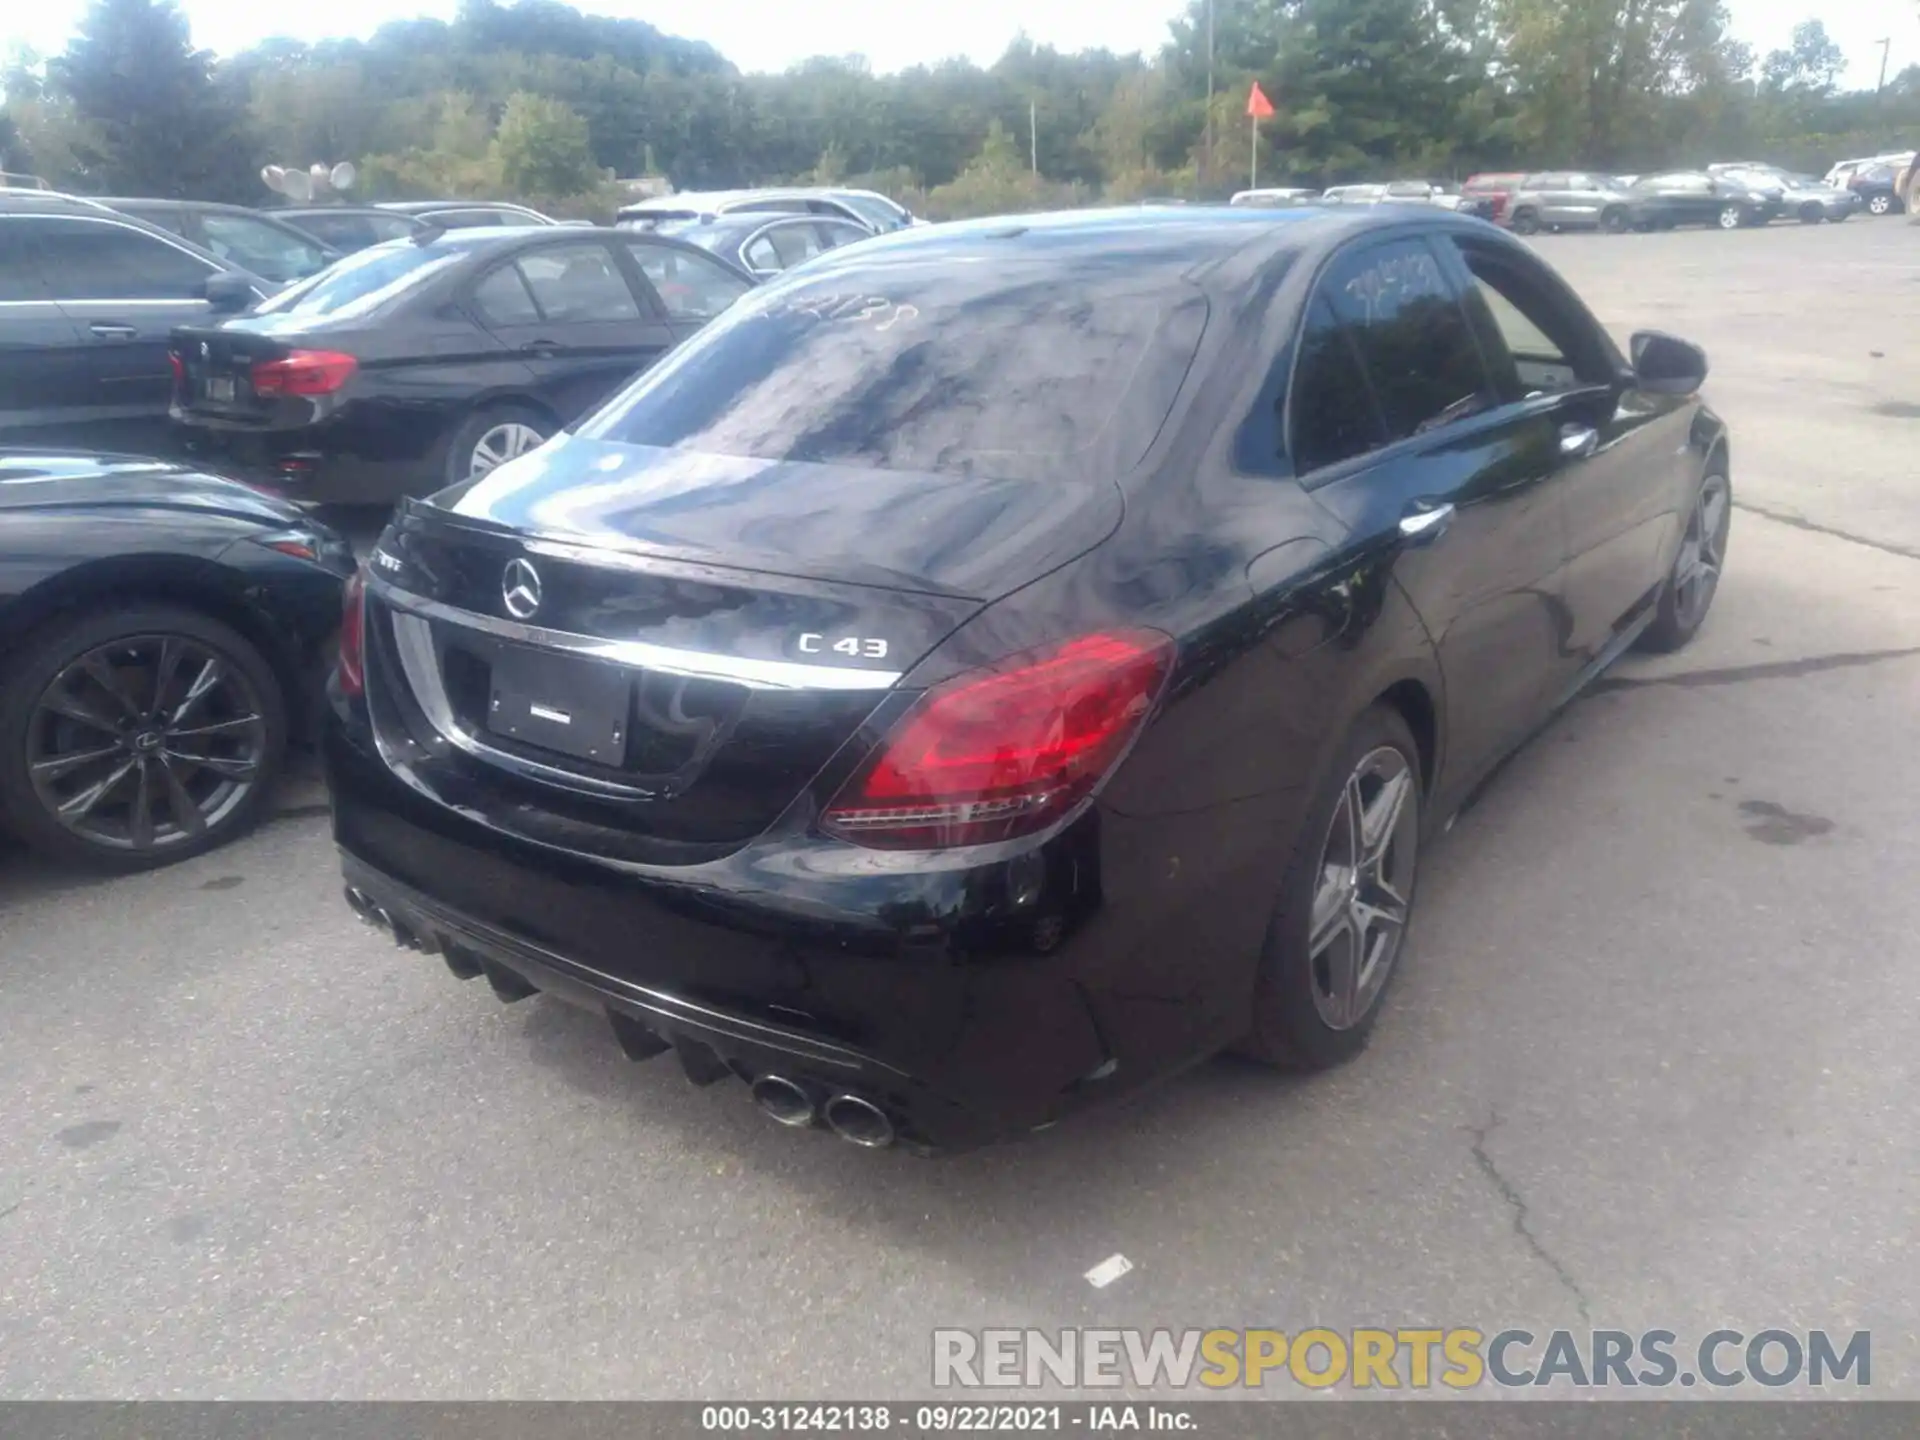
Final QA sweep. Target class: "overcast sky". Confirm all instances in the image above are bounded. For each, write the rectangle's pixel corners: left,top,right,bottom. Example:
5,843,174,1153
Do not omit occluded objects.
8,0,1917,88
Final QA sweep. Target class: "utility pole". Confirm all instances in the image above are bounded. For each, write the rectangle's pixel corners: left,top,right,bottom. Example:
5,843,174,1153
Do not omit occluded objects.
1029,99,1038,174
1875,36,1892,137
1204,0,1215,188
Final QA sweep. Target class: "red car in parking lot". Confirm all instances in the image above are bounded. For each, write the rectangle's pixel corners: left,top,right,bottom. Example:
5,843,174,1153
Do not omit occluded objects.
1463,172,1527,225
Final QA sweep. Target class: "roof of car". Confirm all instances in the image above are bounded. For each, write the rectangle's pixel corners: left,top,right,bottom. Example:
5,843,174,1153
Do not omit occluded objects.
789,205,1498,287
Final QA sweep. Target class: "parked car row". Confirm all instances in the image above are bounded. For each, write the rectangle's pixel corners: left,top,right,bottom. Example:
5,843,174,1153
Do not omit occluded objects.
1237,157,1910,233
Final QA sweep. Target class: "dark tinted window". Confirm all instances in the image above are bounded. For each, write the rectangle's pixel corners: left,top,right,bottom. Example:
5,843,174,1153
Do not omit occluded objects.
516,243,639,322
471,263,542,326
621,241,751,322
1321,238,1490,440
0,222,56,300
580,269,1207,483
114,204,190,238
22,218,214,300
1289,295,1387,473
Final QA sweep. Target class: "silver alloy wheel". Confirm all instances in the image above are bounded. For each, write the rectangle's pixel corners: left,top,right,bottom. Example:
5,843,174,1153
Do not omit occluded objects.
1307,745,1419,1031
26,635,266,853
1717,205,1742,229
1672,473,1731,631
468,421,546,477
1869,193,1891,215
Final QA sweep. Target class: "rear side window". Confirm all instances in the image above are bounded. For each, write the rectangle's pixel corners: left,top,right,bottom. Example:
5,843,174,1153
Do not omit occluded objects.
579,269,1207,484
470,263,543,326
21,218,214,300
1319,238,1491,442
515,244,639,322
622,242,751,322
1288,296,1386,474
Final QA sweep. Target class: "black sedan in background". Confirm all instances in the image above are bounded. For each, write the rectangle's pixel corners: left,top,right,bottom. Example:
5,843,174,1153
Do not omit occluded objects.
1626,171,1781,229
170,227,754,504
327,207,1730,1152
100,198,341,285
0,451,353,869
616,210,874,279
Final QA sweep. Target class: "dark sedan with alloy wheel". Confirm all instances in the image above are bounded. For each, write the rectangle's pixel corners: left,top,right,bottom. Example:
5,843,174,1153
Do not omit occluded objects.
0,451,354,869
327,207,1730,1152
170,226,754,505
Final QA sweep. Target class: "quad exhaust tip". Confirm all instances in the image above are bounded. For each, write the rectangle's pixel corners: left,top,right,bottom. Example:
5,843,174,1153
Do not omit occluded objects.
823,1093,895,1149
750,1075,817,1129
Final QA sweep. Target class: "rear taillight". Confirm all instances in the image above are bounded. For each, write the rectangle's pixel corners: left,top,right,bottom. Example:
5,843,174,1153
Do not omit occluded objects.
822,630,1174,850
337,570,366,698
251,349,357,398
167,349,184,393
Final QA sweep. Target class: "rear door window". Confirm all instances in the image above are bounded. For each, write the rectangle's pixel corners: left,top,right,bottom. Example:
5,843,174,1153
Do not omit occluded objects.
620,241,752,322
1318,237,1493,441
21,218,216,301
1287,295,1387,474
470,263,543,327
514,243,641,322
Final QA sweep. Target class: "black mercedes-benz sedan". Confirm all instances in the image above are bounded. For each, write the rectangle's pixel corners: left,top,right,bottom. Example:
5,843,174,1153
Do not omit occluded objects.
0,451,354,869
170,226,754,505
326,208,1730,1152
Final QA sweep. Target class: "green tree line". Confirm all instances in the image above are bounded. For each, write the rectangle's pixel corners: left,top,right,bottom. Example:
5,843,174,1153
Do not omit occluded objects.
3,0,1917,219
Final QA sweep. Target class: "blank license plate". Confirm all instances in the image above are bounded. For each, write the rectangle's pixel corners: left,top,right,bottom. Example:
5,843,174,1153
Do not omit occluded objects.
204,375,236,403
487,646,630,765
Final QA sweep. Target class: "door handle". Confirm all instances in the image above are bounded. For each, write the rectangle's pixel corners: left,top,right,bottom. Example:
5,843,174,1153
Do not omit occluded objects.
1398,502,1455,544
88,323,138,340
1558,423,1599,458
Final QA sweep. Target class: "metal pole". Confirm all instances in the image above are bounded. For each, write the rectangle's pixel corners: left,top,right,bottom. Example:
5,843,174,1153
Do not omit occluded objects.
1250,112,1257,191
1204,0,1215,187
1030,99,1038,174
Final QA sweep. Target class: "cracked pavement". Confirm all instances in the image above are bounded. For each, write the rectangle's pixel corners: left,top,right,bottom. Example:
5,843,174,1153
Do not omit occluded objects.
1,221,1916,1398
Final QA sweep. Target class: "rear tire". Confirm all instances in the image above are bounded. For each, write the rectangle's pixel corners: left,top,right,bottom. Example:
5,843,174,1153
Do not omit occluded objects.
1868,193,1892,216
0,604,287,871
1799,204,1823,225
1717,204,1743,230
1638,469,1731,654
442,404,553,489
1600,207,1629,234
1238,706,1422,1072
1509,208,1540,236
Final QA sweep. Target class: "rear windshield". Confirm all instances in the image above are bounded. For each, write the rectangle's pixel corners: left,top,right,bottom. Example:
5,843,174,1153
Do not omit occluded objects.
579,268,1208,483
251,238,478,319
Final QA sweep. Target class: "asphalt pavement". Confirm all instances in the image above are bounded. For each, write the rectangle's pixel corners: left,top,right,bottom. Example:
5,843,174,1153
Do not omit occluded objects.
1,217,1916,1399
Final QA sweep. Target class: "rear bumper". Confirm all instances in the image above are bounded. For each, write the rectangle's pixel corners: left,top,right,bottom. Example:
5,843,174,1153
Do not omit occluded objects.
324,706,1271,1152
173,416,439,505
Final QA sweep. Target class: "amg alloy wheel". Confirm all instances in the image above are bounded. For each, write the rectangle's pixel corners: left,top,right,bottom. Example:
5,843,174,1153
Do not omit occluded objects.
1638,471,1731,653
0,606,286,870
1305,746,1418,1032
1241,706,1422,1070
1717,204,1743,229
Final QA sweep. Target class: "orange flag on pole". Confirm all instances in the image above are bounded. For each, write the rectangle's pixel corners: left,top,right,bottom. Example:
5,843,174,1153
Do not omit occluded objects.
1246,82,1275,119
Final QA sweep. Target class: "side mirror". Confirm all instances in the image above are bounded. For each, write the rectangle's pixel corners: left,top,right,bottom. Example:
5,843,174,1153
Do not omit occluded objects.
201,272,255,314
1629,330,1708,396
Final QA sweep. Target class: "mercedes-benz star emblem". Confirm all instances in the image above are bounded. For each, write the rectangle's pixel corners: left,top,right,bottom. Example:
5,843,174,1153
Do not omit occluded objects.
502,558,542,620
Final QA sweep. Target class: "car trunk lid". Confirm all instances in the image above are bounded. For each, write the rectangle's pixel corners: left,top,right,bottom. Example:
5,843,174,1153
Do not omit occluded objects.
361,443,1119,858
